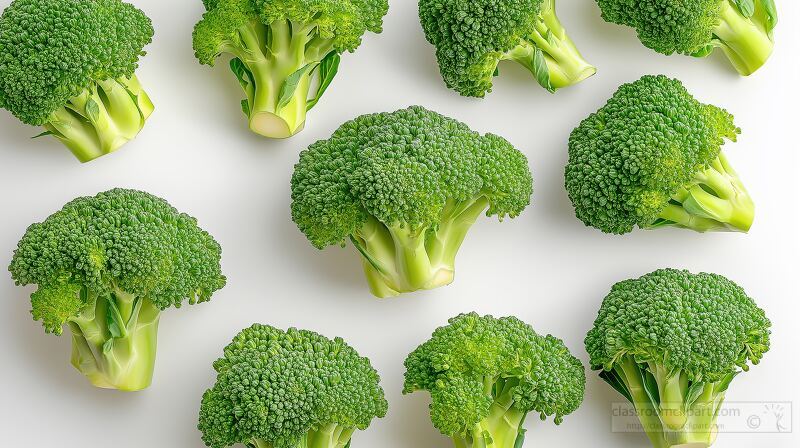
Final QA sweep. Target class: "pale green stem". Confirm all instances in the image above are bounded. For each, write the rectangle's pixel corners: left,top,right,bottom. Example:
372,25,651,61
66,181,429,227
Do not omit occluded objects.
713,0,775,75
67,291,160,391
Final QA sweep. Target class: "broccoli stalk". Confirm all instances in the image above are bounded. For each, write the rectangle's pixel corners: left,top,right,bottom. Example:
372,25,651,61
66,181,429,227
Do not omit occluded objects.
565,75,754,235
649,153,754,233
0,0,155,162
66,288,160,391
404,314,585,448
594,0,777,75
600,356,739,448
503,0,596,92
198,324,387,448
225,19,339,138
419,0,594,97
10,189,226,391
193,0,387,139
291,107,532,298
706,0,777,76
450,377,530,448
585,269,771,448
352,197,490,298
43,75,154,162
247,424,356,448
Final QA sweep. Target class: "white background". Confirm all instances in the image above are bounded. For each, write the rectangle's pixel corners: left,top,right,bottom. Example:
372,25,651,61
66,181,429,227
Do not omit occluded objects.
0,1,798,447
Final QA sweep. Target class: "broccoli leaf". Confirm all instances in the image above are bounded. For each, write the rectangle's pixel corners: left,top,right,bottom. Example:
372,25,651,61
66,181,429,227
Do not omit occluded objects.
690,43,716,58
714,372,739,394
532,48,554,93
684,381,706,409
761,0,778,31
733,0,756,17
599,369,633,404
640,368,661,408
31,131,55,139
307,52,341,110
105,297,125,339
85,98,100,122
277,63,314,110
229,58,254,91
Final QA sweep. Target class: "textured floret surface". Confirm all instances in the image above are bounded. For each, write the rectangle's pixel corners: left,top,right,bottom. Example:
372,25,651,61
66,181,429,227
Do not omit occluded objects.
565,75,739,234
198,324,388,448
404,312,586,434
0,0,154,125
9,188,226,333
291,105,533,248
585,268,771,382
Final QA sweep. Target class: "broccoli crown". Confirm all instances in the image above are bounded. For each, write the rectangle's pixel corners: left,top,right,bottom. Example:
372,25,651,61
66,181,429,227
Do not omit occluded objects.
585,269,771,382
0,0,153,125
403,313,585,435
9,189,226,333
595,0,722,56
194,0,388,65
565,75,740,234
198,324,388,448
418,0,546,96
291,106,532,249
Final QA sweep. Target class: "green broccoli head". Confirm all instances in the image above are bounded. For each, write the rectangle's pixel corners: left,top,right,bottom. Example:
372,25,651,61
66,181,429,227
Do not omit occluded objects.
0,0,155,162
595,0,777,75
198,324,388,448
192,0,388,138
9,188,226,390
418,0,595,97
291,106,533,298
565,75,754,235
585,269,770,447
403,313,585,448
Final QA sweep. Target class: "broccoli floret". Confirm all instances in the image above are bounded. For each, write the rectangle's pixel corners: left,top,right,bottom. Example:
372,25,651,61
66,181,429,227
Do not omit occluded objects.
565,75,754,235
8,189,226,391
290,106,533,298
403,313,585,448
585,269,771,448
0,0,155,162
192,0,388,138
198,324,388,448
418,0,596,97
595,0,777,75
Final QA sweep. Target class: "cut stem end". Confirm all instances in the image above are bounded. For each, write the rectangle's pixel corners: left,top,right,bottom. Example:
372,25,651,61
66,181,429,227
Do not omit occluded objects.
249,112,304,139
